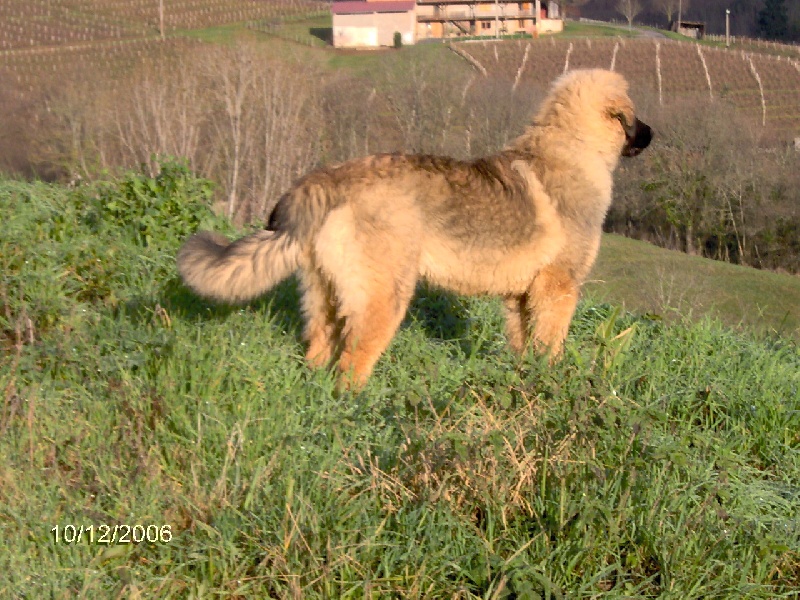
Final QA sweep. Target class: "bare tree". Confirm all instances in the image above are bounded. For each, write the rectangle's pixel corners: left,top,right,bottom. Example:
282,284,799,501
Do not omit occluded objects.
35,79,103,179
655,0,689,27
616,0,644,29
322,75,380,163
112,56,211,175
210,46,257,219
254,61,323,220
379,54,473,157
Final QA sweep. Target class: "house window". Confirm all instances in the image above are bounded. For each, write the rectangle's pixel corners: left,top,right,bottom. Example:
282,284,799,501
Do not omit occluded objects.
481,21,491,29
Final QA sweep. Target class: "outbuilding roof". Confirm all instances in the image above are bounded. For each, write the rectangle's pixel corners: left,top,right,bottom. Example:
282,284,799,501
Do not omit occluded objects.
332,1,416,14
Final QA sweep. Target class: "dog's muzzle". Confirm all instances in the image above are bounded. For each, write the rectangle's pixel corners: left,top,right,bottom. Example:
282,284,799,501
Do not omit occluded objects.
621,118,653,157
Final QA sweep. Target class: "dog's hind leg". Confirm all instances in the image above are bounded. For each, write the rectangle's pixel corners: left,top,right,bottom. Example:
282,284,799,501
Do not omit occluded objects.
336,272,417,390
299,267,339,369
503,293,532,354
527,266,579,358
314,203,421,389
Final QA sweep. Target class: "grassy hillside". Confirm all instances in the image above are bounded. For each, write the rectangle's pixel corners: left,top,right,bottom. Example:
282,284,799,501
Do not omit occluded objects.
589,234,800,340
1,169,798,597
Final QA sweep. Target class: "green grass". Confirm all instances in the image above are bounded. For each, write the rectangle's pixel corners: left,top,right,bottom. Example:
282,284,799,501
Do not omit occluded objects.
557,20,640,38
177,23,255,44
1,171,799,597
259,13,332,47
589,234,800,340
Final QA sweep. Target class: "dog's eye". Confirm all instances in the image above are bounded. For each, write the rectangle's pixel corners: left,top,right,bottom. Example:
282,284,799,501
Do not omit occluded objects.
614,112,637,137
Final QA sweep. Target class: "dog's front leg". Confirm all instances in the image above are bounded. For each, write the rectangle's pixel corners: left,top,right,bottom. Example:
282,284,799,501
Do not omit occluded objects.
527,266,579,359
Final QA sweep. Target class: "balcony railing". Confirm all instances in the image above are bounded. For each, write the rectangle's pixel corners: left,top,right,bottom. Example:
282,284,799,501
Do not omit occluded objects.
417,11,535,21
416,0,533,5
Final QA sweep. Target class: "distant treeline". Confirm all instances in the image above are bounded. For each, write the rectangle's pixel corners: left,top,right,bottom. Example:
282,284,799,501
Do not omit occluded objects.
576,0,800,42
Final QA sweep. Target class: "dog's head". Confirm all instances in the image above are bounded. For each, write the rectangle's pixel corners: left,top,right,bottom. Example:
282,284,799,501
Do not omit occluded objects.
537,69,653,161
595,71,653,158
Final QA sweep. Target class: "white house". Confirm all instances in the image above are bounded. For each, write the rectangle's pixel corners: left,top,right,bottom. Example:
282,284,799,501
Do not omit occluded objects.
332,1,417,48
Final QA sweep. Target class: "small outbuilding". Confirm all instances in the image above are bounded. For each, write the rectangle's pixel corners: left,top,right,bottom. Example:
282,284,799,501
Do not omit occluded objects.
671,20,705,39
332,1,417,48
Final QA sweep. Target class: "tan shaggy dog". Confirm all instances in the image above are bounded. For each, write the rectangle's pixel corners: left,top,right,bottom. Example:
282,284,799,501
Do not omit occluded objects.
178,68,652,389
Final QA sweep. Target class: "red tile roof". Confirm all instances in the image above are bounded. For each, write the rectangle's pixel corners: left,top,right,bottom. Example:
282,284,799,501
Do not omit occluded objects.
332,1,416,14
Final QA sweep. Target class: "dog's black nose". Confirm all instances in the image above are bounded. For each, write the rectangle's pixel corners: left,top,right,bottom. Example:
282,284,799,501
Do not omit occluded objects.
622,118,653,157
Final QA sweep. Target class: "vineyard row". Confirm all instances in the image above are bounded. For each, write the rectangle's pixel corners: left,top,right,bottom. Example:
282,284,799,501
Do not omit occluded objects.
456,37,800,134
0,0,327,50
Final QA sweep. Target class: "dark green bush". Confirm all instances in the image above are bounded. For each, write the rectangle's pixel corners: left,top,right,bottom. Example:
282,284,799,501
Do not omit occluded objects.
0,161,223,344
96,158,217,247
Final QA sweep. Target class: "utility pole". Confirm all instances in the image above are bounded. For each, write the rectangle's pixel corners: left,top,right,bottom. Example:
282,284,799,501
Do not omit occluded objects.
159,0,165,40
495,0,499,39
677,0,682,36
725,9,730,47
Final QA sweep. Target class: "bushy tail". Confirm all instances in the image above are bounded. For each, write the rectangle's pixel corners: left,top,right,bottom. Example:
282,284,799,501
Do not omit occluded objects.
177,230,300,304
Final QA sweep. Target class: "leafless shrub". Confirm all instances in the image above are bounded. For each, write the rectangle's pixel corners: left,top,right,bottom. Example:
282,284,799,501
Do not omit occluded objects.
647,264,703,317
611,94,800,272
321,75,383,163
29,43,324,223
23,66,111,181
254,61,322,219
465,77,546,157
377,52,474,157
0,82,38,178
112,54,213,177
